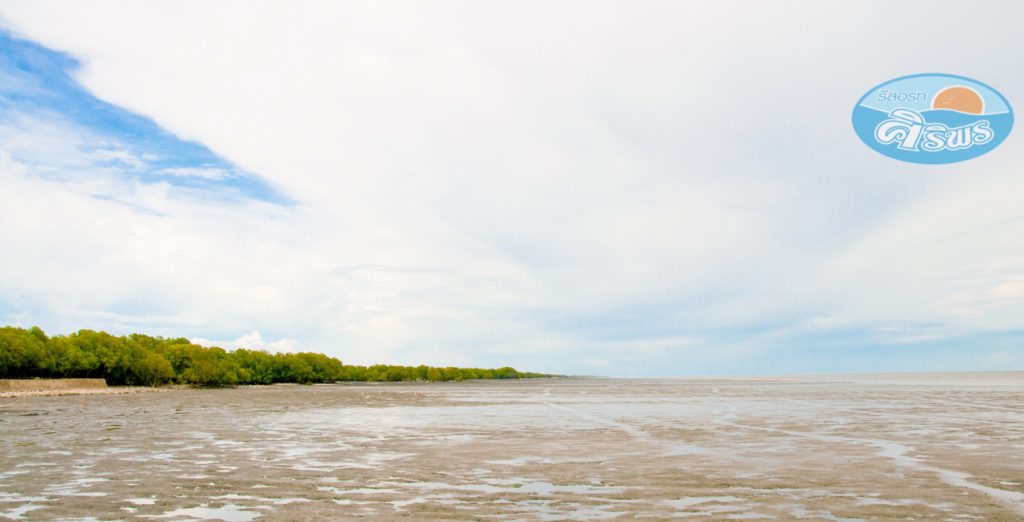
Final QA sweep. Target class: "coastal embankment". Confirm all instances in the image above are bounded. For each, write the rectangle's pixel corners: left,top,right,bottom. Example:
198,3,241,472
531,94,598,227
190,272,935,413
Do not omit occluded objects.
0,378,160,398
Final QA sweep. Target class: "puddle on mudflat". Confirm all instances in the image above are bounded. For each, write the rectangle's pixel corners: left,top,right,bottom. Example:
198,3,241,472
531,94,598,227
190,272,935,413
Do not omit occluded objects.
44,477,110,497
665,495,744,509
211,494,311,506
0,504,46,520
143,504,260,521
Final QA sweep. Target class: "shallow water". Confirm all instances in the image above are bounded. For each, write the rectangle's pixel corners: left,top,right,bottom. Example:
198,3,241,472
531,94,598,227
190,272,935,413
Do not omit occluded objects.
1,374,1022,520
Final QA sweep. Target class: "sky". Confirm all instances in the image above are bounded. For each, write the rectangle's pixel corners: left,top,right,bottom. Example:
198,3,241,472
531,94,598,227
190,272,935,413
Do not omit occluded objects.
0,1,1023,376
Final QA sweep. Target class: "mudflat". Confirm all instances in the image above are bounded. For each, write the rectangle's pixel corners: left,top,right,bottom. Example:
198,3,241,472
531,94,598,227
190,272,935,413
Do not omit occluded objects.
1,374,1022,520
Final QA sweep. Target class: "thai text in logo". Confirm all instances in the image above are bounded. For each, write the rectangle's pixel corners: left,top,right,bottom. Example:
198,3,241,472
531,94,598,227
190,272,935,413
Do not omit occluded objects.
852,74,1012,164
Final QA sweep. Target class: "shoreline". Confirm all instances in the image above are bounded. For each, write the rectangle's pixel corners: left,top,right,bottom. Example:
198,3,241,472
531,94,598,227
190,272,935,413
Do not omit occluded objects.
0,378,564,398
3,370,1021,399
0,386,170,399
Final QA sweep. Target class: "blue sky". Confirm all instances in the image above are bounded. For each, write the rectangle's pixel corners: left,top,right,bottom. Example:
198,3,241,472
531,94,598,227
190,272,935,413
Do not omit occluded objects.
0,1,1023,376
0,31,289,205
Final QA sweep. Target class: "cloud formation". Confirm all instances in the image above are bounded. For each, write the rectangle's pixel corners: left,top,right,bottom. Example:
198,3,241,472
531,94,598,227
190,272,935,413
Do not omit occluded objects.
0,1,1022,375
191,331,300,355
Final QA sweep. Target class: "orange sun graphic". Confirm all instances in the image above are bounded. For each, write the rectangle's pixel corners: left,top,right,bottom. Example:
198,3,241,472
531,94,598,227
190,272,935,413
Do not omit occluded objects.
932,86,984,114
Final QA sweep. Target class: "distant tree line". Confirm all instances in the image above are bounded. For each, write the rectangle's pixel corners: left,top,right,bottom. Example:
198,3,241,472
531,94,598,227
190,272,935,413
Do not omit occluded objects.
0,326,554,386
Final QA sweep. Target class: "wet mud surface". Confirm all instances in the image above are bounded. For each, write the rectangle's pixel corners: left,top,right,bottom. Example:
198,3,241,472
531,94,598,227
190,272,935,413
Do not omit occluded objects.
1,374,1023,520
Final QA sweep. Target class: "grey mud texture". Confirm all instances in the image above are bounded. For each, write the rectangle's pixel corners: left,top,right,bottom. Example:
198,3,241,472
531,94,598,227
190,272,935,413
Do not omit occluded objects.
1,374,1022,520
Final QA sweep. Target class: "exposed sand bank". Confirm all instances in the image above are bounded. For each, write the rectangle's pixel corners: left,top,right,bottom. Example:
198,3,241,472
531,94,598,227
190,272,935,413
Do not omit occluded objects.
0,378,108,391
0,378,165,398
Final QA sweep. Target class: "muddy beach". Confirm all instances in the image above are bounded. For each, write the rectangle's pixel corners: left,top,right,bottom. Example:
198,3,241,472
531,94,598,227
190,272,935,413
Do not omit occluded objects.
1,374,1022,520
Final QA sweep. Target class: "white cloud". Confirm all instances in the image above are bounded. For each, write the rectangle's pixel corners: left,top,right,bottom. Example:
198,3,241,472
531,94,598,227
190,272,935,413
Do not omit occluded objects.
990,279,1024,301
1,1,1023,374
191,331,300,354
156,167,232,180
92,148,146,170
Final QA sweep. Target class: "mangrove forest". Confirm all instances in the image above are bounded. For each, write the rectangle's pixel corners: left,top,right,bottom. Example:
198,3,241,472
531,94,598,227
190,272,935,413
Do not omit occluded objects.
0,326,554,386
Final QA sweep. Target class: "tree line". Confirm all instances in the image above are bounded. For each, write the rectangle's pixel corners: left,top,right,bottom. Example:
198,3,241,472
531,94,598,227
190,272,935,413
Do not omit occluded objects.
0,326,554,386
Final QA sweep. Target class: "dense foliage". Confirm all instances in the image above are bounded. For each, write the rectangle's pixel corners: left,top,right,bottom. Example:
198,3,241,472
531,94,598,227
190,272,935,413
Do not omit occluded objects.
0,326,553,386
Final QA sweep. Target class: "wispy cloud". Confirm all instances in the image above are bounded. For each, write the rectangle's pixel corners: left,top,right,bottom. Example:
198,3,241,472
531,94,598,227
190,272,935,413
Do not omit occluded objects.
156,166,235,180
